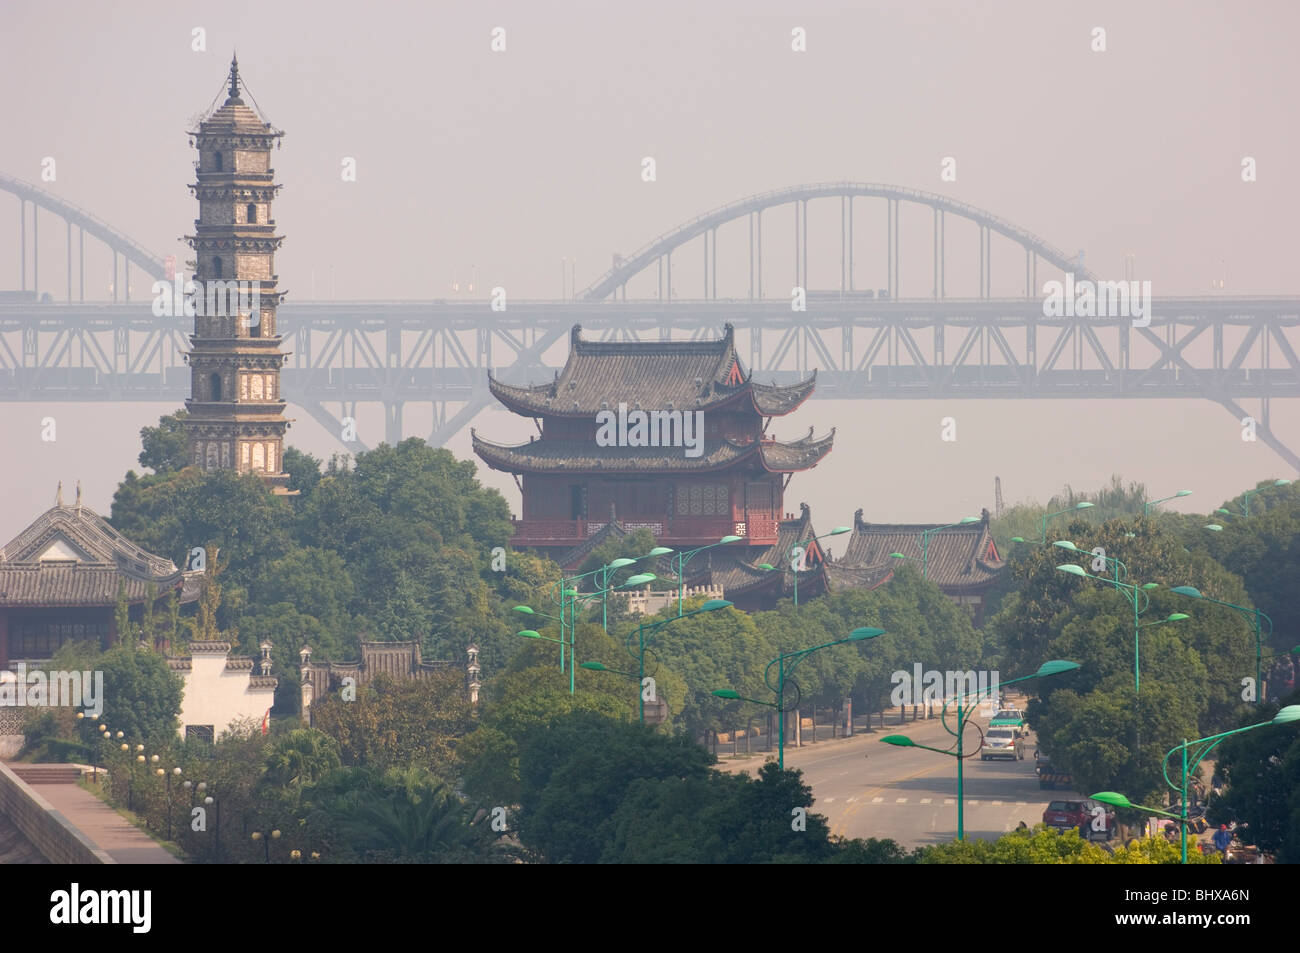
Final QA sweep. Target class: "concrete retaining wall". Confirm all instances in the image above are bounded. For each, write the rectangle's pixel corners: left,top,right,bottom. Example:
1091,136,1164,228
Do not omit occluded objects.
0,762,114,864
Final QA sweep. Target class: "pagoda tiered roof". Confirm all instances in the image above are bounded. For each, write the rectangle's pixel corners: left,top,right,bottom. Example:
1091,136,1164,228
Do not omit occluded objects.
471,429,833,475
488,324,816,419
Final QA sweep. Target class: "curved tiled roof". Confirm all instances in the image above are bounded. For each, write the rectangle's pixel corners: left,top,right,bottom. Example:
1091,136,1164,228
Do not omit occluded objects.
0,503,197,608
488,324,814,418
834,509,1005,593
472,431,833,475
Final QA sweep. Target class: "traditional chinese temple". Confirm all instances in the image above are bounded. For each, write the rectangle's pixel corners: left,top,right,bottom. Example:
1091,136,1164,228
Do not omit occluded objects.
472,324,833,560
825,508,1005,624
0,484,202,668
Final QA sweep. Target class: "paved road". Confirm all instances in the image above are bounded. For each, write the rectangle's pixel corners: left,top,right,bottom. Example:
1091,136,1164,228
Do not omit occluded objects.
716,713,1085,847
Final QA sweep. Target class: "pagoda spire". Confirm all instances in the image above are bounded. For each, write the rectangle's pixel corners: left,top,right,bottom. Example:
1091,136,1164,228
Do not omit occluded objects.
225,53,243,105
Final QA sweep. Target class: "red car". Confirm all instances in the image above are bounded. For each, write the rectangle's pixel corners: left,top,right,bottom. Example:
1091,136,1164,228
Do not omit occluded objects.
1043,798,1115,840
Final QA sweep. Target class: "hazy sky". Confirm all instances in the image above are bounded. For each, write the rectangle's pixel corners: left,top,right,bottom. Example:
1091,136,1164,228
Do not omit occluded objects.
1,1,1297,544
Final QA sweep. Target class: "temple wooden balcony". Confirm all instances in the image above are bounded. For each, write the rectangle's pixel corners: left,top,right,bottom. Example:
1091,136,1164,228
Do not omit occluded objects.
509,516,779,549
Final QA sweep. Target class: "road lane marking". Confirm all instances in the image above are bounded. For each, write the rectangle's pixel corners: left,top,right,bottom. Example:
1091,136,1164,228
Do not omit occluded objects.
895,797,907,803
992,800,1003,806
872,797,884,803
969,800,981,806
830,756,954,837
920,798,932,804
944,799,954,805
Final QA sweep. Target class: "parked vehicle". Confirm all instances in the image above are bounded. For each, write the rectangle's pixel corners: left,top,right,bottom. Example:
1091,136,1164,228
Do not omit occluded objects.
1043,798,1115,840
1036,761,1072,789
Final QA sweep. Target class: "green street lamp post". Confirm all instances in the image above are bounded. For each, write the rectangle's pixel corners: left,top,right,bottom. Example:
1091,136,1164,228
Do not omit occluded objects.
668,536,742,616
1170,586,1275,702
582,599,732,723
1143,489,1192,515
1057,564,1185,693
757,526,850,607
1040,501,1094,544
1053,539,1128,586
713,627,885,769
881,659,1080,840
889,516,979,580
1093,704,1300,863
1241,479,1292,517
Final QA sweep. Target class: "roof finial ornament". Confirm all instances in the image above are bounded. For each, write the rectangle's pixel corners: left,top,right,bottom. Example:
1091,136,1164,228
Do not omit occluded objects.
56,481,63,507
225,52,244,105
75,480,82,511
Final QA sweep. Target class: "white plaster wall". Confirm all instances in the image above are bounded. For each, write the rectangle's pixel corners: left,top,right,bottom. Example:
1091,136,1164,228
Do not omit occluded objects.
176,654,276,738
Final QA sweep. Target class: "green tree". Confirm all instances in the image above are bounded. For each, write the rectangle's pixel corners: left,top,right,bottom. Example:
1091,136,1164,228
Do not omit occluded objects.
514,710,714,863
282,446,323,496
264,728,342,788
97,645,185,744
138,410,190,474
308,670,473,778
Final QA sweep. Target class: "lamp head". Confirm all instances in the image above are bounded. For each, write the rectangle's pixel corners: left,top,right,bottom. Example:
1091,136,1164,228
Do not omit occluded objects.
849,627,886,641
1205,524,1223,532
1053,541,1079,551
757,563,775,571
712,689,741,700
1272,705,1300,725
1165,613,1190,622
1176,490,1193,497
517,630,541,639
512,605,535,614
701,599,733,611
607,558,635,569
580,662,606,671
1090,791,1133,809
649,546,674,556
1075,502,1095,510
828,526,851,536
1035,659,1081,678
880,735,915,747
621,572,656,587
1056,564,1087,577
717,536,742,544
1170,586,1202,598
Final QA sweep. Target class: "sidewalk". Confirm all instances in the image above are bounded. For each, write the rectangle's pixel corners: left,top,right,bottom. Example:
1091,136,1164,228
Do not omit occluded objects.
28,781,180,864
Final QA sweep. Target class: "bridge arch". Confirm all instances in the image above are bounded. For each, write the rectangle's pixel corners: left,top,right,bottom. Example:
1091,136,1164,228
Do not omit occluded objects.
1,172,167,302
579,181,1096,302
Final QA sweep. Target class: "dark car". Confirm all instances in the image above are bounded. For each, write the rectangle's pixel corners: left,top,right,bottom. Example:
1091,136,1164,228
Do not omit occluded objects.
1043,798,1114,840
1036,761,1072,790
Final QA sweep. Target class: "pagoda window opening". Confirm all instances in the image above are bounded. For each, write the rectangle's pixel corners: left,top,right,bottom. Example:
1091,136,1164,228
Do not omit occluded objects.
246,202,257,224
214,151,223,171
212,257,223,279
210,372,223,401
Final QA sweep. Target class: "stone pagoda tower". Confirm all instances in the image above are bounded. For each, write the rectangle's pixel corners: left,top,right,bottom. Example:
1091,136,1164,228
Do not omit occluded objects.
183,56,293,493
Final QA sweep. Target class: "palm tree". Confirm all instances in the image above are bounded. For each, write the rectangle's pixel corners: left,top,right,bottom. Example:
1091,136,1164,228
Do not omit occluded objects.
264,729,341,788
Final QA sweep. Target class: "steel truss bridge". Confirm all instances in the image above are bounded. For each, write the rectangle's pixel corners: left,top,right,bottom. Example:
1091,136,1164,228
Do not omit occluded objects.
3,176,1298,468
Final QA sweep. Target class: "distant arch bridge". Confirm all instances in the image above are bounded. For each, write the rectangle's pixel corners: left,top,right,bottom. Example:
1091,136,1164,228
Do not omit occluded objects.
2,177,1297,470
